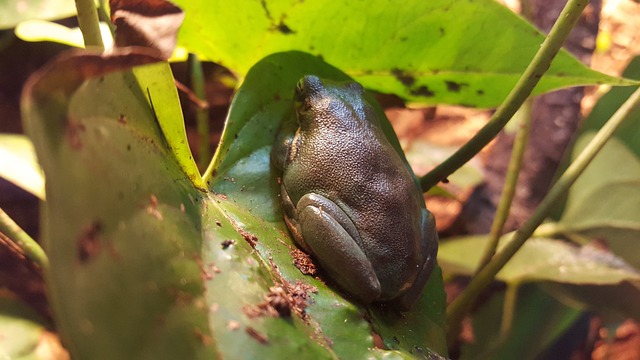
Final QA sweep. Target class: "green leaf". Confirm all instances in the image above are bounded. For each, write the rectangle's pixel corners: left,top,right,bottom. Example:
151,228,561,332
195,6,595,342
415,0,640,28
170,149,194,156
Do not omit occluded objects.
557,134,640,269
174,0,635,108
23,49,447,358
439,235,640,319
0,0,76,29
0,294,48,359
460,284,584,360
550,56,640,270
439,236,640,284
0,134,45,199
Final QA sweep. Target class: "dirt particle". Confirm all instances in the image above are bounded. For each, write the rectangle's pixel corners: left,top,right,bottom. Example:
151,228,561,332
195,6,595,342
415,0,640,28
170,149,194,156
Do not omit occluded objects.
239,229,258,248
244,286,291,318
215,220,222,227
245,326,269,344
77,221,103,263
118,114,127,124
227,320,241,330
203,264,221,280
221,239,235,249
291,248,317,275
244,281,317,320
194,328,213,345
146,194,163,220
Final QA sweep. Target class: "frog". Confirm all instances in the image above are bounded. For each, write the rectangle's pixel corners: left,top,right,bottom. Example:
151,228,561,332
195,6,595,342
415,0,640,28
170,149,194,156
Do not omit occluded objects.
271,75,438,309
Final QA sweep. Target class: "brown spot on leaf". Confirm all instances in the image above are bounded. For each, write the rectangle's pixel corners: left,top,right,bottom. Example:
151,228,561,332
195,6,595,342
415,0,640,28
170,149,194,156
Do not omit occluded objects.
410,85,435,97
445,80,468,93
77,221,102,263
118,114,127,124
291,248,317,275
202,264,221,280
276,20,294,34
66,121,86,150
392,68,416,87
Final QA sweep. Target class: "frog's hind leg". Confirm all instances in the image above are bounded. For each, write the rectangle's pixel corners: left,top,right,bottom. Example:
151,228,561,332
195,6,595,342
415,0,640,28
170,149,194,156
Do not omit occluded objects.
297,193,381,303
392,209,439,310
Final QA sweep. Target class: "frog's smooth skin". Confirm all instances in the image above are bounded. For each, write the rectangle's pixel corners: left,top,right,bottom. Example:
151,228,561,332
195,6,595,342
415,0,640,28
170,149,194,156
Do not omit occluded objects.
272,75,438,309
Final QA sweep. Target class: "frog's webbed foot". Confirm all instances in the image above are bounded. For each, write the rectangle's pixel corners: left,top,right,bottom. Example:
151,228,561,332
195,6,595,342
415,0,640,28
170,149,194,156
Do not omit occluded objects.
296,193,381,303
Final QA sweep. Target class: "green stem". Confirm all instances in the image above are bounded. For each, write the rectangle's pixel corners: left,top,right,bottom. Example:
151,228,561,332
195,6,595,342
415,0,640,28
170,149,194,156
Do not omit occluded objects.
476,99,533,271
189,54,211,171
75,0,104,50
420,0,589,192
0,208,48,269
499,282,520,338
446,85,640,343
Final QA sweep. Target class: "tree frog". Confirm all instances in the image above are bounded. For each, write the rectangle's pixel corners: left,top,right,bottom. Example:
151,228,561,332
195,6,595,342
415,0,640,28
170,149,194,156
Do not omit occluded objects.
272,75,438,309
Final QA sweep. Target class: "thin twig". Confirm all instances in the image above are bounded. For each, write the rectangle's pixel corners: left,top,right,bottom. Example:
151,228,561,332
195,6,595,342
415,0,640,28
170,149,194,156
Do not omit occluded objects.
0,208,48,269
446,86,640,343
420,0,590,191
75,0,104,50
476,99,533,271
189,54,211,171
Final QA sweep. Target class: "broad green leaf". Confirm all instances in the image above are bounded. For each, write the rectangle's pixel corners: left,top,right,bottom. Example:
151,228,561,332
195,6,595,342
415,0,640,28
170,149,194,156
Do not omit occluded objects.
0,294,49,359
579,56,640,156
558,134,640,269
439,236,640,284
0,134,45,199
174,0,634,108
0,0,76,29
439,235,640,319
551,55,640,269
23,50,447,358
207,51,448,357
460,284,585,360
22,50,329,359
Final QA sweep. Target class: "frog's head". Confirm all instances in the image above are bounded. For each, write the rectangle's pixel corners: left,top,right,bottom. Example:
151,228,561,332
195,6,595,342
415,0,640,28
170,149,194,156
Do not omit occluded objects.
294,75,370,131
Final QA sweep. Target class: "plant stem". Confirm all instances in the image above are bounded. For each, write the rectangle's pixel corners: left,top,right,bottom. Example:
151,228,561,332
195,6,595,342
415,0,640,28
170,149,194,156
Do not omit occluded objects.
476,99,533,272
446,85,640,343
75,0,104,50
419,0,589,192
0,208,48,269
189,54,211,171
500,282,520,338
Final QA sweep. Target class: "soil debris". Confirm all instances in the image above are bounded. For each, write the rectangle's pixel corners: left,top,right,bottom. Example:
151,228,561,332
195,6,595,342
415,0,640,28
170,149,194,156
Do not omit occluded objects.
291,248,317,275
